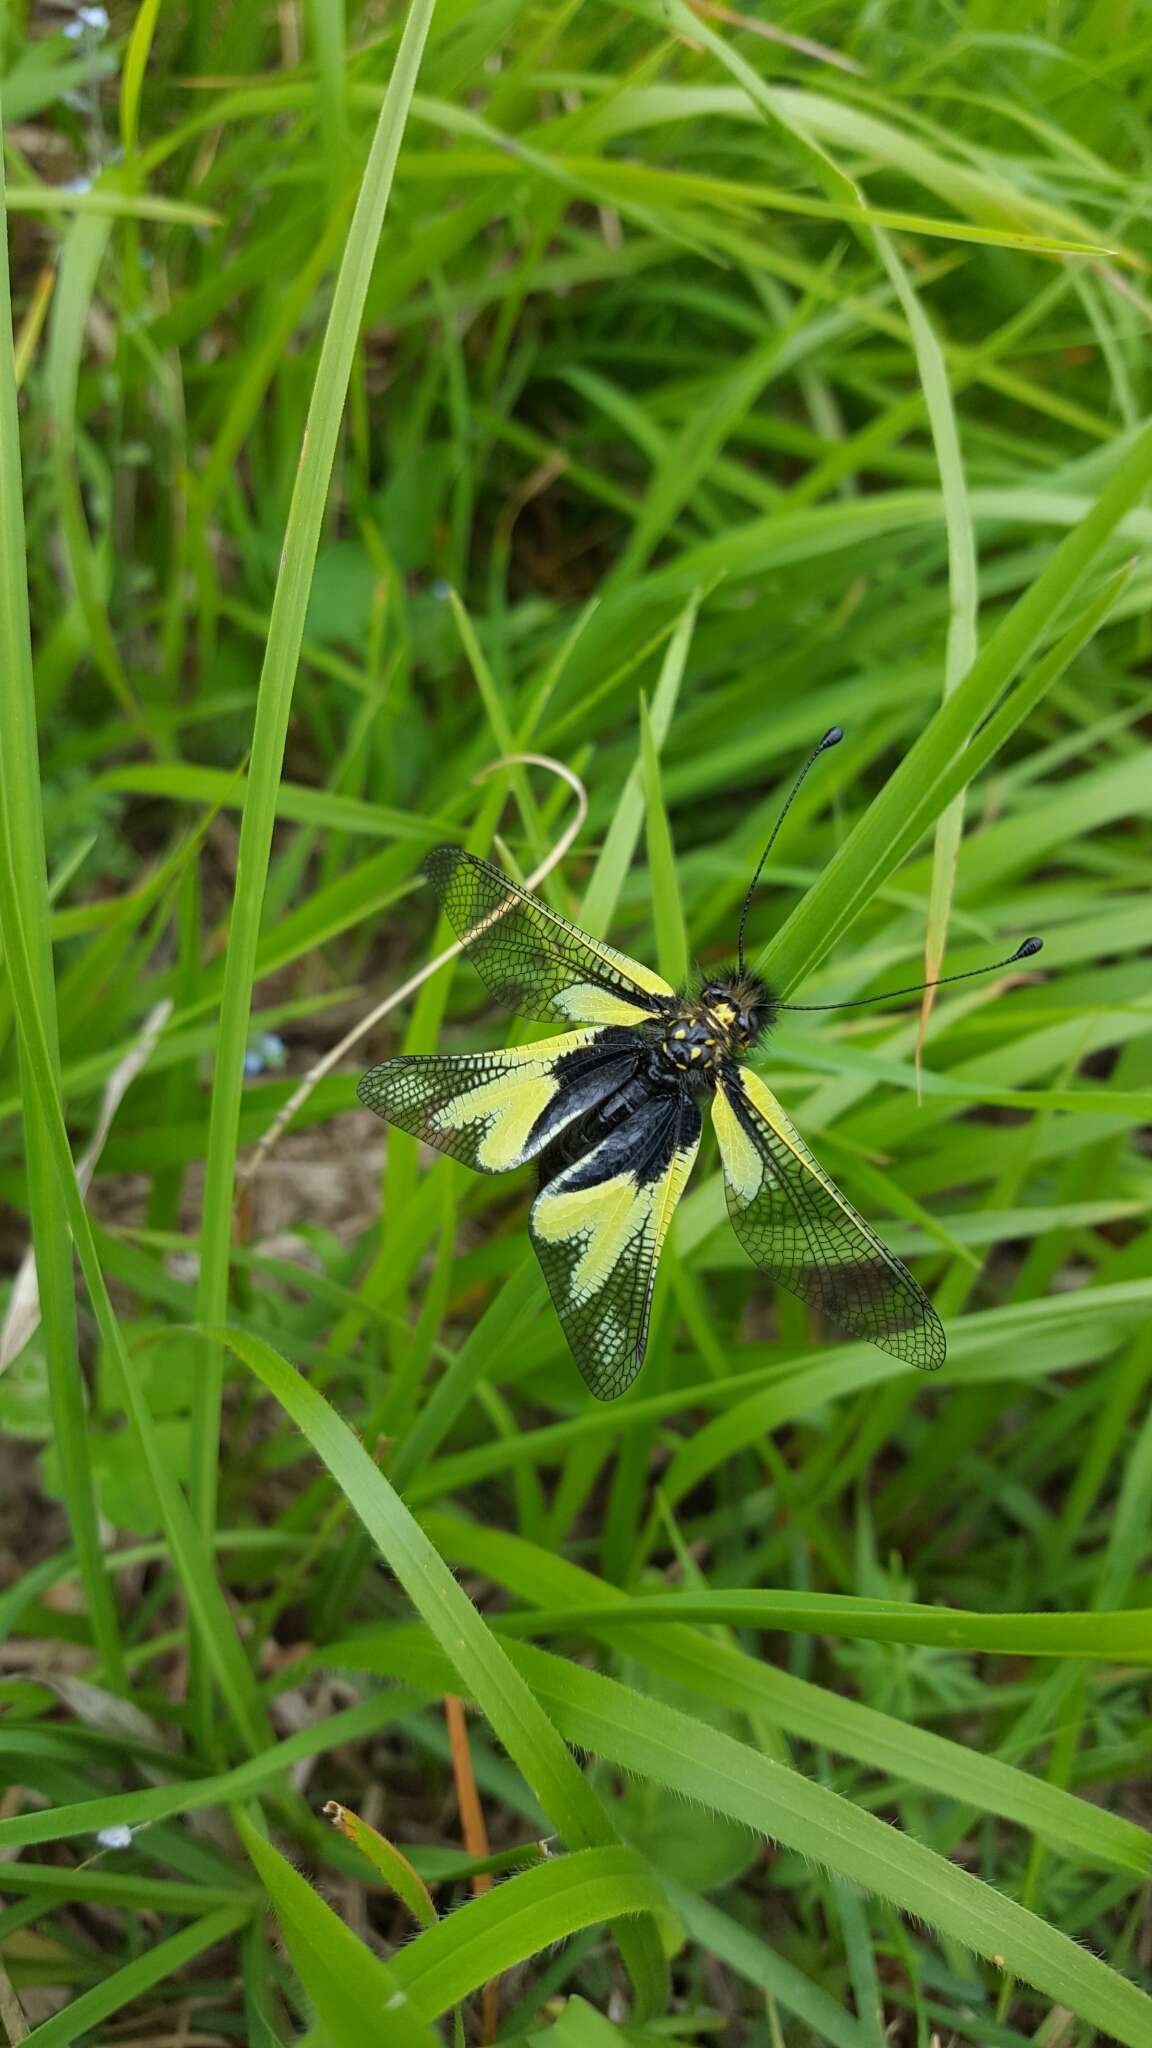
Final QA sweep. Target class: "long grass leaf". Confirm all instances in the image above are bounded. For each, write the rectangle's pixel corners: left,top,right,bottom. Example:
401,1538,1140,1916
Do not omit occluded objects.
192,0,439,1605
236,1811,437,2047
0,85,124,1686
758,448,1152,991
221,1325,670,2017
0,862,269,1751
332,1626,1152,2046
387,1847,669,2018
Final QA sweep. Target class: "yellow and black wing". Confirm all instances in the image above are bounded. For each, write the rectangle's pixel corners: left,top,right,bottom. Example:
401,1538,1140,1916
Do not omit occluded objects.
712,1066,946,1370
531,1091,702,1400
426,845,675,1029
357,1028,642,1175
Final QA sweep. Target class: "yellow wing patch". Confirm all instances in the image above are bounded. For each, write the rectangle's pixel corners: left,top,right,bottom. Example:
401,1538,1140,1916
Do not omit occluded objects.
358,1028,605,1177
532,1171,647,1296
530,1096,702,1399
711,1077,767,1202
433,1066,558,1171
551,983,663,1028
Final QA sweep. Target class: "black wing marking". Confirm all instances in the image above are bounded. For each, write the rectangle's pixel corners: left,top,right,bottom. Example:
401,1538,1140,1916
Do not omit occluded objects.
425,845,675,1028
531,1089,702,1400
712,1066,946,1371
357,1028,642,1175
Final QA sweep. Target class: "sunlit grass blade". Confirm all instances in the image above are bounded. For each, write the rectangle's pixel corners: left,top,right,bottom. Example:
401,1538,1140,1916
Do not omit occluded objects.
495,1589,1152,1663
386,1847,670,2020
45,210,140,729
639,690,687,986
192,0,439,1632
581,593,697,939
420,1512,1152,1883
863,235,977,1064
324,1802,437,1930
221,1325,671,2018
759,490,1149,990
330,1625,1152,2047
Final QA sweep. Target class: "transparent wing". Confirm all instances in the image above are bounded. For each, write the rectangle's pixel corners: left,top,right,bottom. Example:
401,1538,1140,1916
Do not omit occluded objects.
426,845,675,1028
358,1028,642,1175
531,1090,702,1400
712,1066,945,1370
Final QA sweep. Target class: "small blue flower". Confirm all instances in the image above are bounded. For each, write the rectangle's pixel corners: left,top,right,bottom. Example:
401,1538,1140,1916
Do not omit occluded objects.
64,5,108,37
243,1032,287,1079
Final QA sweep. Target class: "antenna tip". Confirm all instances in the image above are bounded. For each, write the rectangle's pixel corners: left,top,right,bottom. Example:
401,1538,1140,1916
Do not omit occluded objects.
820,726,844,749
1014,936,1043,960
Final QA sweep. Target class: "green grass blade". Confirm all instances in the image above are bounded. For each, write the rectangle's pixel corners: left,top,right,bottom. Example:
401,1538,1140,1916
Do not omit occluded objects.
665,1885,868,2048
20,1906,250,2048
334,1624,1152,2046
325,1803,437,1930
235,1810,438,2047
387,1847,670,2019
0,86,124,1688
496,1590,1152,1663
192,0,439,1582
0,1696,420,1853
45,209,140,728
759,450,1152,989
221,1324,671,2019
580,593,698,940
0,860,269,1752
119,0,163,155
639,690,687,987
421,1514,1152,1882
869,235,977,1036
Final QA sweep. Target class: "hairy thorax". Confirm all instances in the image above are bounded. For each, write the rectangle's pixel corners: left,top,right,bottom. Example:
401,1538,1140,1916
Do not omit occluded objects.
656,972,775,1085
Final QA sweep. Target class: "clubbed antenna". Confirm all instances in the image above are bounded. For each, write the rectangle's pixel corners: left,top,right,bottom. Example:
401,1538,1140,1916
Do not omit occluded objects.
780,936,1043,1012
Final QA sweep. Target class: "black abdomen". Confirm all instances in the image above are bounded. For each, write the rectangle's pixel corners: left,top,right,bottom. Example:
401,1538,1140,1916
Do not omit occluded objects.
537,1060,681,1190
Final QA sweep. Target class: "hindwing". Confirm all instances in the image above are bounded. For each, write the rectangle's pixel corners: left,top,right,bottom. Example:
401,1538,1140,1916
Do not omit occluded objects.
712,1066,946,1370
426,845,675,1028
358,1027,642,1175
531,1089,702,1400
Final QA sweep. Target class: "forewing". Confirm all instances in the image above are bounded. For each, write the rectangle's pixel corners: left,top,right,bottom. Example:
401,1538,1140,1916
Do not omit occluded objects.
358,1028,641,1175
426,845,675,1028
712,1066,945,1370
531,1090,702,1400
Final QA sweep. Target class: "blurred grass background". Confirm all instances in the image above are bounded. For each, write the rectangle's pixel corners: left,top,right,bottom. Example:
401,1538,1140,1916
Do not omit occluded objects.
0,2,1150,2043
